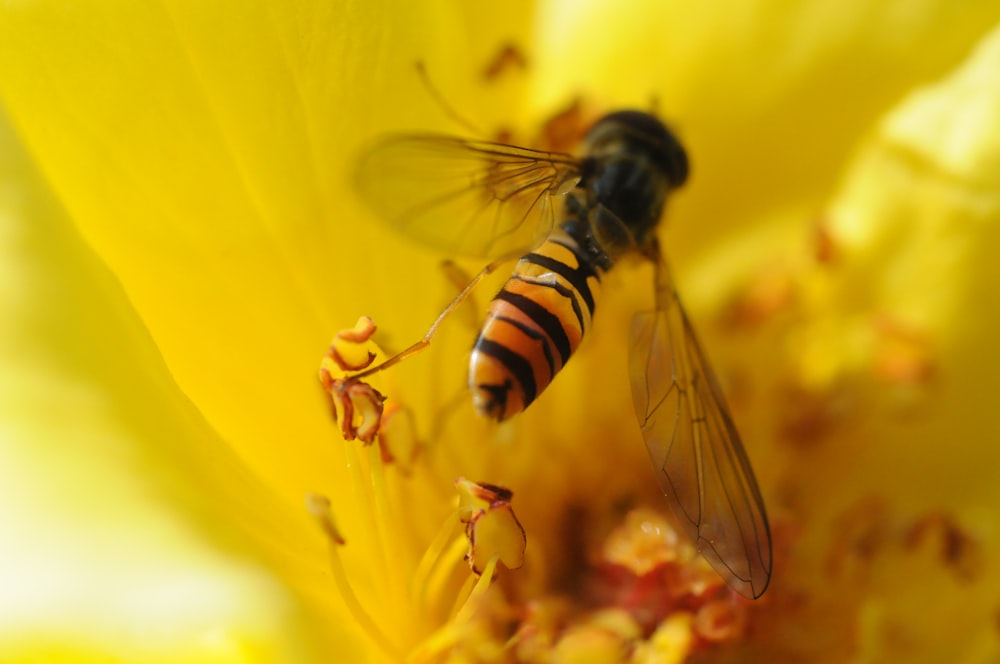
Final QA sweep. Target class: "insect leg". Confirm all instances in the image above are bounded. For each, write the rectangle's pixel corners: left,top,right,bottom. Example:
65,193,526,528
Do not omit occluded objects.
415,61,484,137
346,254,519,382
439,260,483,332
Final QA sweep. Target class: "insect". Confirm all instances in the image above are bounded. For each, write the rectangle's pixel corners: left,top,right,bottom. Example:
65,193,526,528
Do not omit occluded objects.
352,110,772,599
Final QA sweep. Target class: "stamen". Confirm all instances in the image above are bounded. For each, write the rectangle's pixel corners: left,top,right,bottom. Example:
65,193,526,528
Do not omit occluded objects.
411,510,462,609
319,317,388,443
421,533,473,617
377,402,422,471
481,42,527,81
319,372,386,443
407,556,502,663
409,481,529,660
327,315,378,371
455,478,526,575
453,556,500,624
315,316,538,659
342,440,394,614
306,493,346,545
635,614,695,662
446,568,481,622
692,596,746,642
365,441,410,632
306,494,403,661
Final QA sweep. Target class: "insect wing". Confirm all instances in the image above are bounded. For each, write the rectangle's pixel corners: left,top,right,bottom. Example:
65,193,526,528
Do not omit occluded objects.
356,134,582,259
629,260,772,599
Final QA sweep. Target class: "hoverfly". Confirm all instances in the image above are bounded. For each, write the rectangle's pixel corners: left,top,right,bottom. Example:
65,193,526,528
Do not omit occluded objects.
353,110,772,599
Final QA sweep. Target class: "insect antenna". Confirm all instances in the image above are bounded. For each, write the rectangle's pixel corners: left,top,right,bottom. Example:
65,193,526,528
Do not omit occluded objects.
415,60,486,137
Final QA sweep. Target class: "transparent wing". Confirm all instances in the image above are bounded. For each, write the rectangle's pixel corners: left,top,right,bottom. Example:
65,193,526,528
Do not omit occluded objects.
629,251,772,599
356,134,582,259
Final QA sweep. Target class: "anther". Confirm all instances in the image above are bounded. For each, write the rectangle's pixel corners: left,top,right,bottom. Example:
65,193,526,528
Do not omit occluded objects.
455,478,526,575
306,493,346,546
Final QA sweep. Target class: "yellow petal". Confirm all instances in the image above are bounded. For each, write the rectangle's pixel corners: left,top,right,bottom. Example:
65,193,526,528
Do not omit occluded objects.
760,21,1000,662
1,3,543,659
0,2,538,522
819,20,1000,499
534,0,1000,260
6,0,999,660
0,106,357,661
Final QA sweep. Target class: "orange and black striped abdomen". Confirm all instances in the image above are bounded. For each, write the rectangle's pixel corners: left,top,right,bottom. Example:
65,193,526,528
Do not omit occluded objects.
469,234,603,421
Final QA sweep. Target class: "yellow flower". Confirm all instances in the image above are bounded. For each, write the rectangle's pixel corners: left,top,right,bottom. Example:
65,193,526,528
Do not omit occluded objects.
2,1,1000,662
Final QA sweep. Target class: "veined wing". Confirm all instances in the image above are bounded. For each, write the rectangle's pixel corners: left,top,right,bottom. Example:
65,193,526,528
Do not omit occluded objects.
629,251,772,599
356,134,582,260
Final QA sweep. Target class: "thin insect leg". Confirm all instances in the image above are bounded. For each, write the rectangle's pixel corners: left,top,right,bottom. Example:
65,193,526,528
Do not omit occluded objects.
346,254,520,382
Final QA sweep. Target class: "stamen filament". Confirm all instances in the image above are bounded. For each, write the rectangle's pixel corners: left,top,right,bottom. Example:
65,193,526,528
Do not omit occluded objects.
411,510,461,610
407,556,501,663
423,535,471,616
327,534,405,662
343,440,393,611
307,494,403,661
447,570,478,622
454,556,499,625
365,441,410,630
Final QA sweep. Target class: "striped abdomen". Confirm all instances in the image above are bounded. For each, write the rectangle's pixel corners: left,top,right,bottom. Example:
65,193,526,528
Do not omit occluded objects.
469,233,603,421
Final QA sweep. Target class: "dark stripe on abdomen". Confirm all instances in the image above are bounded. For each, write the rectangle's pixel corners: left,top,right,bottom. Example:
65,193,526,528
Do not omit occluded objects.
469,234,604,420
471,336,538,407
494,289,572,364
510,274,586,335
494,314,556,377
522,247,598,315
